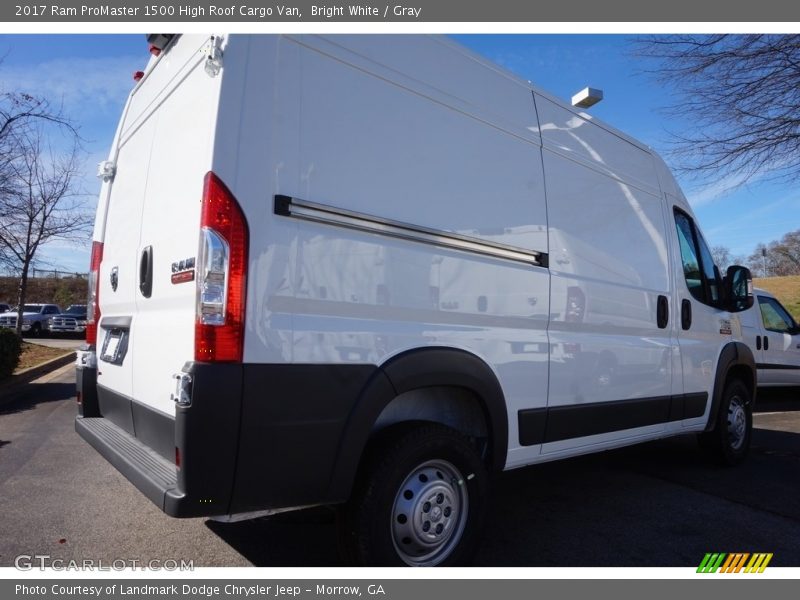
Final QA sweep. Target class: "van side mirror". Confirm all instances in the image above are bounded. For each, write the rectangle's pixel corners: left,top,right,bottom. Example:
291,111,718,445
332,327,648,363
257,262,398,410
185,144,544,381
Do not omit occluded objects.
725,265,754,312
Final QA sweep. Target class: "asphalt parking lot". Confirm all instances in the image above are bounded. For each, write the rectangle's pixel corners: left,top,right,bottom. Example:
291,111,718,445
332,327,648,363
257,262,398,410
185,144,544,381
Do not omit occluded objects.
0,365,798,568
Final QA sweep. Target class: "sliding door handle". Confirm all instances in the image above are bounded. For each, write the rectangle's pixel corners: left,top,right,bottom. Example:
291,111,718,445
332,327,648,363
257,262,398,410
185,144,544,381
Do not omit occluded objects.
681,299,692,330
656,295,669,329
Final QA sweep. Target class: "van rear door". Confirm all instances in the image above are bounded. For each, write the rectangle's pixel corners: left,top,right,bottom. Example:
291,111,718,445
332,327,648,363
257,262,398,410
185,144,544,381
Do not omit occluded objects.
97,35,221,438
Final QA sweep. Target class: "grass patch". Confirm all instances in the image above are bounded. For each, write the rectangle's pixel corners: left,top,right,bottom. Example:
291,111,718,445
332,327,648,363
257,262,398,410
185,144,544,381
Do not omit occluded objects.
15,342,71,373
754,275,800,321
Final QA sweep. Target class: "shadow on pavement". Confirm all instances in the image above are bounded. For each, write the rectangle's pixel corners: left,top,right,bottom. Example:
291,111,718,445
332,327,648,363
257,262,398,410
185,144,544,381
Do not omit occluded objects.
0,381,75,416
206,426,800,567
205,507,341,566
755,387,800,413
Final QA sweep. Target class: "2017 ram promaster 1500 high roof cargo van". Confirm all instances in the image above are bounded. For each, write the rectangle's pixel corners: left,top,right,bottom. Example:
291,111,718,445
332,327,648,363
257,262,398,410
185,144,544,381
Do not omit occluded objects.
76,34,757,566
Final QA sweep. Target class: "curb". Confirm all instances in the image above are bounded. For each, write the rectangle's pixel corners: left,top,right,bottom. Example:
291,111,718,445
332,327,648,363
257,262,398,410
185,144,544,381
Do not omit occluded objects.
0,351,75,408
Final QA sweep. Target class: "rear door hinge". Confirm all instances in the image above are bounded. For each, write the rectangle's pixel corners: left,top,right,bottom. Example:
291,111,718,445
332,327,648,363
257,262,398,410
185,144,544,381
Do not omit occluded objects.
202,35,223,78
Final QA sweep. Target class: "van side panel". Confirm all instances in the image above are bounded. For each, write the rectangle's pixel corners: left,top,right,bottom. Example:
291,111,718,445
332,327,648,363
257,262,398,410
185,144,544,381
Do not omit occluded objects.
236,35,551,469
537,95,674,455
290,36,547,252
535,95,660,194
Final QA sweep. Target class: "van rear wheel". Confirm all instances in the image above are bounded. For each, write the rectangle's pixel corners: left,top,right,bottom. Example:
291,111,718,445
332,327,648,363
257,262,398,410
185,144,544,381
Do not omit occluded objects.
698,379,752,466
338,423,488,566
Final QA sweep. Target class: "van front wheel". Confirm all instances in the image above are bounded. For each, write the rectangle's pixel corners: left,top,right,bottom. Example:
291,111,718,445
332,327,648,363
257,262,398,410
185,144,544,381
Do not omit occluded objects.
699,379,752,466
339,423,488,566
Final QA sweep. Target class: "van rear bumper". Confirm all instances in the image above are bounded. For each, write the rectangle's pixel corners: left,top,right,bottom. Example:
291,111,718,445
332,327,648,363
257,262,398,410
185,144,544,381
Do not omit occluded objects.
75,416,186,514
75,362,244,518
75,361,381,518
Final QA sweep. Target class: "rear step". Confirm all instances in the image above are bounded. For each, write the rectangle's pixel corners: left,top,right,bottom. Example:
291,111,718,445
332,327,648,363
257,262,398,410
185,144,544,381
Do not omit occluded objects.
75,417,180,510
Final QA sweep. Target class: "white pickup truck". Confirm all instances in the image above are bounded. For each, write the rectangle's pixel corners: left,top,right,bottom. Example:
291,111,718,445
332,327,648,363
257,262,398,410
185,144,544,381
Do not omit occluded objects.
740,288,800,388
0,303,62,336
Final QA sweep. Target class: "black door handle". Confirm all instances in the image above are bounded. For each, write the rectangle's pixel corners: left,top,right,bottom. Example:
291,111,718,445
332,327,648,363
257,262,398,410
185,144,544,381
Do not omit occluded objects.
656,295,669,329
756,335,762,350
139,246,153,298
681,299,692,330
764,335,769,351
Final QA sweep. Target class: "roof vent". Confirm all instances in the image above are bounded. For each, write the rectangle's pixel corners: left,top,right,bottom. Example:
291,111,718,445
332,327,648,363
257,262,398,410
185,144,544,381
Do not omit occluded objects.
571,87,603,109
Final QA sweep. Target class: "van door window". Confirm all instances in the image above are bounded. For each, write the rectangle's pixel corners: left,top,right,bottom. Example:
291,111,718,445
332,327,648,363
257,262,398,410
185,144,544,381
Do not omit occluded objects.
758,296,796,333
674,211,705,302
696,232,721,304
674,209,720,308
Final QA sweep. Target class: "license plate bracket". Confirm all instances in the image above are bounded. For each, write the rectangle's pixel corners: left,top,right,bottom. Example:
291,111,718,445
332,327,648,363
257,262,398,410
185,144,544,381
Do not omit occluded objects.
100,328,128,364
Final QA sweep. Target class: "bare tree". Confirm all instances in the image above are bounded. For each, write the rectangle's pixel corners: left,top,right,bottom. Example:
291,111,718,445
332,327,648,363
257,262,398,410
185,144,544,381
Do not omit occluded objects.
746,231,800,278
1,72,79,276
0,126,91,335
773,230,800,271
636,35,800,186
711,245,732,272
1,90,76,187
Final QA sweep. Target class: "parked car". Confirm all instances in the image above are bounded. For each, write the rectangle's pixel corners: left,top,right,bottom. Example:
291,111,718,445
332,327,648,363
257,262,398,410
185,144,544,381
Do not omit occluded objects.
0,303,62,336
49,304,89,335
740,288,800,388
76,34,757,567
0,303,10,313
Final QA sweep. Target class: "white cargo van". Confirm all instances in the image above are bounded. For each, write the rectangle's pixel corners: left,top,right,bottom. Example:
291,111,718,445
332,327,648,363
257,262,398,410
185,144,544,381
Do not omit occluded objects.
740,288,800,387
76,34,757,566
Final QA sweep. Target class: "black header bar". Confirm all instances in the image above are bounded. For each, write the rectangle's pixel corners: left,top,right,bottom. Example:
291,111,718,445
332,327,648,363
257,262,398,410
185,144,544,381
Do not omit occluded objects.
4,0,800,22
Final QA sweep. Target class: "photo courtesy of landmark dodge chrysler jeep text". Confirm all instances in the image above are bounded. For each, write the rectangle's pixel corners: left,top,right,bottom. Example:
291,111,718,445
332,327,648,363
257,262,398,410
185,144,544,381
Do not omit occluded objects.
75,34,757,566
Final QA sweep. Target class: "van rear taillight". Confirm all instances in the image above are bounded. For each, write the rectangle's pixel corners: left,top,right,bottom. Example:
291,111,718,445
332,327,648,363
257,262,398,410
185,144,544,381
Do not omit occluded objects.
195,172,248,363
86,241,104,346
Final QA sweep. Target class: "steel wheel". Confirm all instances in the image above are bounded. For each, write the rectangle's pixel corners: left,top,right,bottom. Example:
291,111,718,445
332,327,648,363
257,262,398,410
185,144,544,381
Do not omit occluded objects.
698,378,752,466
390,459,469,566
339,422,488,566
727,393,747,451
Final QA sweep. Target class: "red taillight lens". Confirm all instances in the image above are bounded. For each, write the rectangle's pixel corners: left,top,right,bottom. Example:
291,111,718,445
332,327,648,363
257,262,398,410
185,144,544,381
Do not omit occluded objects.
194,172,248,363
86,241,104,346
148,44,161,57
133,70,144,82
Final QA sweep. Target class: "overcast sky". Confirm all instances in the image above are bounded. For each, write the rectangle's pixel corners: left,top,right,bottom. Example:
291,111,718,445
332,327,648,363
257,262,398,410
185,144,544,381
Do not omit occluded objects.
1,33,797,272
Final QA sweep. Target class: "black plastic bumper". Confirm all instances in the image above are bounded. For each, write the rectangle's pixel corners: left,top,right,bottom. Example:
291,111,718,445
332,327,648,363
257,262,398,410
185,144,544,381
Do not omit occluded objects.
75,360,383,517
75,362,242,518
75,416,184,513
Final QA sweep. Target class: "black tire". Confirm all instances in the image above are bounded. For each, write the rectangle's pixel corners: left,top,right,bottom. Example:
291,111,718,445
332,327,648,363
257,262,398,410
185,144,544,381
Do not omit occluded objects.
698,379,752,466
30,322,42,337
338,422,489,566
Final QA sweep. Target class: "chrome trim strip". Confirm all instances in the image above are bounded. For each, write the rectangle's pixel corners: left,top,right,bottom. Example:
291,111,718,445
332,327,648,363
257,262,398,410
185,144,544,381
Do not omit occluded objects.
275,195,546,268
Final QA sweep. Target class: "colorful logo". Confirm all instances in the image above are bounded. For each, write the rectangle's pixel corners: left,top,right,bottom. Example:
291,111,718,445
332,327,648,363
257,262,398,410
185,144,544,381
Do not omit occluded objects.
697,553,773,573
